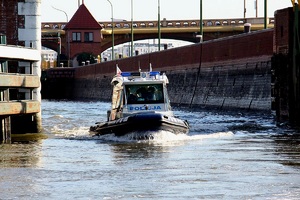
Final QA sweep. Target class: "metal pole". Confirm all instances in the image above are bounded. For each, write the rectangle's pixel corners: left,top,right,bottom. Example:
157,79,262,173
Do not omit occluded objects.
255,0,258,18
51,6,69,66
67,32,70,67
158,0,161,51
51,6,68,22
107,0,114,60
57,32,61,67
244,0,246,18
131,0,134,56
264,0,267,29
200,0,203,40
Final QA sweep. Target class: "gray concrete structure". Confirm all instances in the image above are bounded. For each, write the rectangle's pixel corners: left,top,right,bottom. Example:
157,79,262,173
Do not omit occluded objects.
0,0,42,143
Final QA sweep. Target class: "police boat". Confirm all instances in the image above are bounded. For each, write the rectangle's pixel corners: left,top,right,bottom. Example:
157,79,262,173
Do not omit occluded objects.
89,67,189,137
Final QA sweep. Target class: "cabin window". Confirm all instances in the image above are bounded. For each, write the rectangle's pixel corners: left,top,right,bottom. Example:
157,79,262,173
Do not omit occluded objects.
84,32,93,42
125,84,164,104
72,32,81,42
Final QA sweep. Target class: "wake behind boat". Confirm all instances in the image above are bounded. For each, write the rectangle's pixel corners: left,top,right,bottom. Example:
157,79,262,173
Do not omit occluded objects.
90,66,189,137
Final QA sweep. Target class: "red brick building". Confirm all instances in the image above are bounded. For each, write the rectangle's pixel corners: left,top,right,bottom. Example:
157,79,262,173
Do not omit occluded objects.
64,3,102,67
0,0,25,46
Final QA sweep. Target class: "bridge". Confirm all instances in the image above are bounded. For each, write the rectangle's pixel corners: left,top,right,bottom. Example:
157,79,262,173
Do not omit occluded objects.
42,17,274,30
42,17,274,54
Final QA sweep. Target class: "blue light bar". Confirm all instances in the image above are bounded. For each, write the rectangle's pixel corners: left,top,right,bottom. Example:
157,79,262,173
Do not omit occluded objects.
121,72,131,77
150,71,160,76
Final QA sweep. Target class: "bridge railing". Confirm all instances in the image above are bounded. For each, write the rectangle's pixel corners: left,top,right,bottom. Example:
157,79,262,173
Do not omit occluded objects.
41,17,274,30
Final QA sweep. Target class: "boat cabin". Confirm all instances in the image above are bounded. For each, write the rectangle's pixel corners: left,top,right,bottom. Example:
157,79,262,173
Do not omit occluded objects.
109,71,173,121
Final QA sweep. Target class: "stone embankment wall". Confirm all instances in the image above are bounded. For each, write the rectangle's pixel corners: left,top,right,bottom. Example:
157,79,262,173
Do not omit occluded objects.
73,29,273,111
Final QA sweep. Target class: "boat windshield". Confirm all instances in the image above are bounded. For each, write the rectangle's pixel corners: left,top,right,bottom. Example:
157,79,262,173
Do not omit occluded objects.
125,84,164,104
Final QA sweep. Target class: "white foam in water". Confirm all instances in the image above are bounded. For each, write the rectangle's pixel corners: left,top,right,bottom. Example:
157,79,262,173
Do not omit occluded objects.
44,113,234,143
189,131,234,140
90,130,190,146
44,124,91,140
90,130,234,146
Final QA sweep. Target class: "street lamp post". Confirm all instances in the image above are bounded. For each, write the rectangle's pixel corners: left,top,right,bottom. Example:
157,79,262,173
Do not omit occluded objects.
200,0,203,41
52,6,69,22
52,6,69,67
158,0,161,51
255,0,258,18
244,0,246,18
264,0,267,29
131,0,134,56
106,0,114,60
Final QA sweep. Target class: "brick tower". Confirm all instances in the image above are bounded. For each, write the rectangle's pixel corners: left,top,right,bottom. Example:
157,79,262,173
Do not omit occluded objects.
64,3,102,67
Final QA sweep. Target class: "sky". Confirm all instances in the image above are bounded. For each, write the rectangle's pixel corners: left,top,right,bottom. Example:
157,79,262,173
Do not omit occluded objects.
41,0,293,23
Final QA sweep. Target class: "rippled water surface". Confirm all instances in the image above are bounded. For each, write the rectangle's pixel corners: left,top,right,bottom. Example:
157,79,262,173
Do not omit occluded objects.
1,100,300,199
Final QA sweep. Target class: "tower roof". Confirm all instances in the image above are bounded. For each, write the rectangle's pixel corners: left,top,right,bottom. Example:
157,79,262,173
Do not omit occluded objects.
64,4,102,30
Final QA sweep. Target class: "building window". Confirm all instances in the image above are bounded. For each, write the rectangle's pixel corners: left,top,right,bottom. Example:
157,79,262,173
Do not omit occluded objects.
84,32,93,42
72,32,81,42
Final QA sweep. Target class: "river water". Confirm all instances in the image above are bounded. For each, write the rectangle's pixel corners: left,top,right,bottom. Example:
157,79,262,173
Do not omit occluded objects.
1,100,300,199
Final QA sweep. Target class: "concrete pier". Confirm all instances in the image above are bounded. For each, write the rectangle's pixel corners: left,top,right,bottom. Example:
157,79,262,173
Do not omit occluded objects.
0,0,42,143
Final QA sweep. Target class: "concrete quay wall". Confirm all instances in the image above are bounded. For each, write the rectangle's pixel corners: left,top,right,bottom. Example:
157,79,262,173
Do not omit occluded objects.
72,29,273,111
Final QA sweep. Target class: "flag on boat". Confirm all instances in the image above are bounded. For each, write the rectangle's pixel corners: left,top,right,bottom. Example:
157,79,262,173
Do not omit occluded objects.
116,65,122,76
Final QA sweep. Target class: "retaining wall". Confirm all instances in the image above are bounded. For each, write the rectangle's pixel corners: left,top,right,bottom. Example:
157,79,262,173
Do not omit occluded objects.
72,29,273,111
